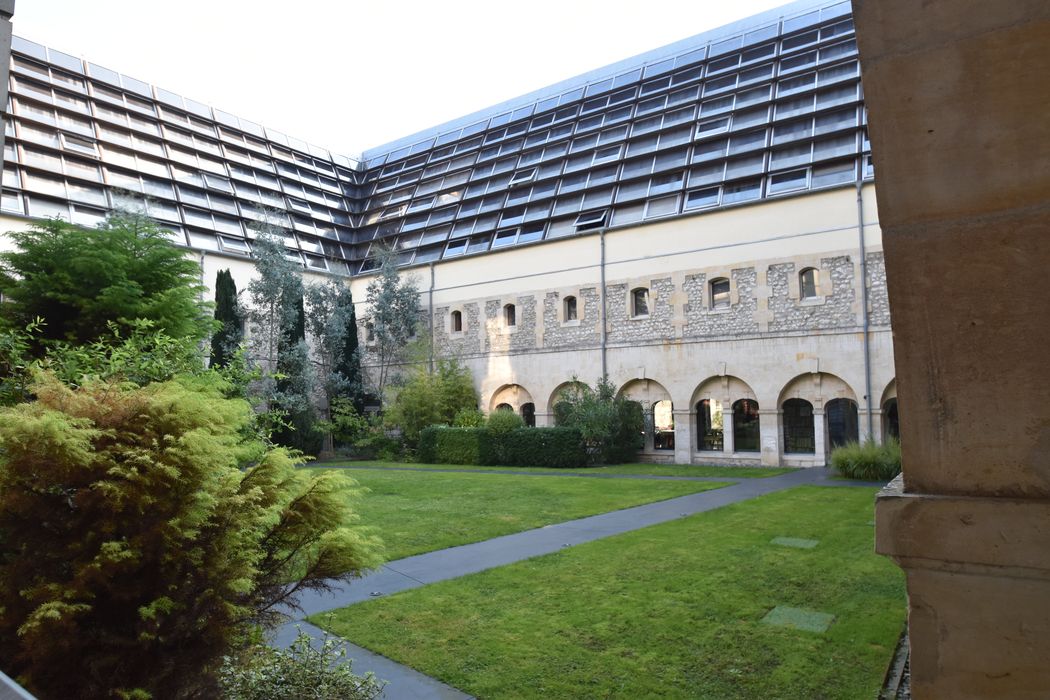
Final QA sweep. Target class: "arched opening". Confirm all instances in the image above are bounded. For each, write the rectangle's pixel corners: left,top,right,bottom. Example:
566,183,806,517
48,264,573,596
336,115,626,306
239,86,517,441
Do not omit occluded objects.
495,403,513,412
520,402,536,427
826,398,859,449
783,398,815,454
733,398,761,452
631,287,649,317
696,399,724,451
883,398,900,440
653,399,674,450
710,277,730,309
563,295,578,321
451,309,462,332
800,267,820,299
503,303,516,327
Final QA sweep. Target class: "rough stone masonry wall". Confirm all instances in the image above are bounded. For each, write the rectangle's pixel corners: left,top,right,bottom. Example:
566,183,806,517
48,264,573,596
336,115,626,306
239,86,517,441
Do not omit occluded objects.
865,251,891,327
605,277,676,345
542,287,601,349
484,296,537,353
433,302,482,357
768,256,857,332
682,267,760,338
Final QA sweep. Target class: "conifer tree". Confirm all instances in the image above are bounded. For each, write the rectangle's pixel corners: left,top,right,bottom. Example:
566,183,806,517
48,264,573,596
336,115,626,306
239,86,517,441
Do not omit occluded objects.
210,268,243,368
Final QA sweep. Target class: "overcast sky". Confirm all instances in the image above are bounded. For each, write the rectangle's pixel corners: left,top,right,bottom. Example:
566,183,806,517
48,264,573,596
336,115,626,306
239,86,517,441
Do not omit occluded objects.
14,0,790,158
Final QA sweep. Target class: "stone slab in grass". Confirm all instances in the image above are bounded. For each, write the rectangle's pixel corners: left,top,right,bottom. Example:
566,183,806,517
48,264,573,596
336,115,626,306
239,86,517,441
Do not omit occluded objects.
762,605,835,633
771,536,819,549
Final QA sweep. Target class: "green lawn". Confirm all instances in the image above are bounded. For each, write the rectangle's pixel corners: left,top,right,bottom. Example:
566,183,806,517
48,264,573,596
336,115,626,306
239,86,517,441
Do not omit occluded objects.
314,486,904,699
322,468,729,561
313,459,795,479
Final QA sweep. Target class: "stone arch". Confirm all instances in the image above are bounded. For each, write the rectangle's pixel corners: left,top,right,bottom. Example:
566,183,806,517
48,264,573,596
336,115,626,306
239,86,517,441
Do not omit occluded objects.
777,371,858,408
881,378,899,441
547,380,589,416
618,378,674,452
690,375,760,454
777,372,858,463
880,378,897,407
488,383,535,413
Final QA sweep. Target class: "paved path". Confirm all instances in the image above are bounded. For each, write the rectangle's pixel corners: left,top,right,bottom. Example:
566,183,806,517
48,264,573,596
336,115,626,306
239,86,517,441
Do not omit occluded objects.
270,467,878,699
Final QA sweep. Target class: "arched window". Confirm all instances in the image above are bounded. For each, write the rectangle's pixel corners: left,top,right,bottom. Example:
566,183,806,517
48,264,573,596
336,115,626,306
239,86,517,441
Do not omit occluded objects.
697,399,723,451
503,303,516,327
800,267,820,299
495,403,513,412
631,287,649,317
564,295,578,321
883,398,900,441
450,309,463,333
783,398,815,454
520,402,536,427
653,400,675,450
826,398,859,449
733,399,760,452
710,277,730,309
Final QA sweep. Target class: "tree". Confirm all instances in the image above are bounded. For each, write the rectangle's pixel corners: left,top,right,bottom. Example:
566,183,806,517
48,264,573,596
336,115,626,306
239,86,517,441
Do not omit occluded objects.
272,293,321,454
210,268,243,369
363,248,420,403
0,370,382,699
305,280,363,452
384,357,478,447
553,377,645,464
0,212,213,352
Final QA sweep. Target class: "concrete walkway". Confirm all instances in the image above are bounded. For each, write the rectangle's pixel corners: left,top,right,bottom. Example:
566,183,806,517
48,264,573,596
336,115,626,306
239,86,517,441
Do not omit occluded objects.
270,467,877,699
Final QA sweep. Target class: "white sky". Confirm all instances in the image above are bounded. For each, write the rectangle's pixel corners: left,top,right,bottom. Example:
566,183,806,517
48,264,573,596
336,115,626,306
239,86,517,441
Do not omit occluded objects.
14,0,790,158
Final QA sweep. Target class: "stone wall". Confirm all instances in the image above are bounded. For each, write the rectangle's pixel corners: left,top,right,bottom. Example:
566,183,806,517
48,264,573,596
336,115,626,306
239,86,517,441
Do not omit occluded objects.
542,287,601,349
606,277,676,345
768,255,856,332
683,267,760,338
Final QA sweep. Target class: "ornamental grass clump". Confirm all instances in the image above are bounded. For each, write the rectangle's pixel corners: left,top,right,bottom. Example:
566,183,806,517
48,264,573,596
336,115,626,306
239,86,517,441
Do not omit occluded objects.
830,437,901,481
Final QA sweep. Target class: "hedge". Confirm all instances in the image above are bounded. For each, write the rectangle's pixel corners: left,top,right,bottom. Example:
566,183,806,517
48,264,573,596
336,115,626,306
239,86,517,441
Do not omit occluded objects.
417,426,586,468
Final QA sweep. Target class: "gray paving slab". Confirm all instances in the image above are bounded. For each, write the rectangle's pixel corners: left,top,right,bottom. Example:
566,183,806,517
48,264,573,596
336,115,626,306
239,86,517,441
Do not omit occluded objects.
320,463,751,482
275,467,882,697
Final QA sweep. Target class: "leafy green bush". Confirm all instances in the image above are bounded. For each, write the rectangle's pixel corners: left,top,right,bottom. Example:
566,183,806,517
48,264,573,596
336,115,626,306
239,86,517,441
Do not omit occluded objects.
554,377,644,464
830,438,902,481
219,627,383,700
431,427,497,465
486,408,525,433
417,425,439,463
384,358,478,448
452,407,486,427
502,427,587,468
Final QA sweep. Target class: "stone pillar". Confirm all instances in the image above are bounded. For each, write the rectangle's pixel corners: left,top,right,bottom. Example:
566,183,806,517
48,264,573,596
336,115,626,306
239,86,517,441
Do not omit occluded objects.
673,410,692,465
722,410,735,456
758,409,780,467
869,410,883,445
811,410,826,467
854,2,1050,696
534,411,552,428
857,408,873,443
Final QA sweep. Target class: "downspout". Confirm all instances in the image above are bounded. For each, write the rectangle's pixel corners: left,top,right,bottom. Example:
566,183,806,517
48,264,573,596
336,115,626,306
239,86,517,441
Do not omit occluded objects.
856,180,874,439
428,261,435,373
599,228,608,380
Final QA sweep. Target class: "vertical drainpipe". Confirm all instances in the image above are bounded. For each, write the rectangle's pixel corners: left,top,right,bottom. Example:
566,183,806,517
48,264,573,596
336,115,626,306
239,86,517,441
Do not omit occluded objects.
599,228,608,380
856,180,874,439
428,261,435,373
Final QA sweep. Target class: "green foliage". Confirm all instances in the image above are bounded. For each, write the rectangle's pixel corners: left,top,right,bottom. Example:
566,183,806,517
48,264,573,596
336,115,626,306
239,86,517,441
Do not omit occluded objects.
420,426,586,468
0,213,213,351
363,247,420,401
0,371,381,698
830,438,902,481
554,377,645,464
486,408,525,434
305,280,364,418
210,269,243,369
219,627,383,700
384,358,478,448
501,428,587,468
0,318,43,406
452,407,486,428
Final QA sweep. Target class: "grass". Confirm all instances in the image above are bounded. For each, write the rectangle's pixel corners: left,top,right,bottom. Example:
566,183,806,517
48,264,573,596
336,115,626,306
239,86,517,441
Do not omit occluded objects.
313,459,795,479
322,468,729,560
314,486,904,699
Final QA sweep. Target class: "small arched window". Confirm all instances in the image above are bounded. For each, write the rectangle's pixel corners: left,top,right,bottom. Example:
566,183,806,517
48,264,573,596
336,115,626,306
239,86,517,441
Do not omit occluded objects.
503,303,516,327
800,267,819,299
631,287,650,317
451,309,463,333
564,295,578,322
710,278,730,309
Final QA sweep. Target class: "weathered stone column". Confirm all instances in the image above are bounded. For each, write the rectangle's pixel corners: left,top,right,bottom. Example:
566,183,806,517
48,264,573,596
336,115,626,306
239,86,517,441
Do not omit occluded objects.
855,1,1050,696
721,410,735,456
758,409,780,467
533,411,551,428
811,409,826,467
857,408,873,443
673,410,692,465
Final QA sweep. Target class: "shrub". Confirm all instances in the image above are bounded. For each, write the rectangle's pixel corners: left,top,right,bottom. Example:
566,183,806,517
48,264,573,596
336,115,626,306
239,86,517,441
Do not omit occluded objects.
219,627,383,700
830,438,902,481
554,377,644,464
431,427,497,465
417,425,439,463
486,408,525,434
384,358,478,448
502,427,587,468
0,371,382,698
452,407,486,427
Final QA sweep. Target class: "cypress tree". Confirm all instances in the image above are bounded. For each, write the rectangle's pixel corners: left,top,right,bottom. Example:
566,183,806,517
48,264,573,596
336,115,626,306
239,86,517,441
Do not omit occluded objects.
209,269,242,368
334,294,365,412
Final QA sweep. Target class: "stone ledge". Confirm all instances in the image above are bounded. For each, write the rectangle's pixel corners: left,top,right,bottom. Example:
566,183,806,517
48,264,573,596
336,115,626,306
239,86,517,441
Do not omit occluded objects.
876,475,1050,577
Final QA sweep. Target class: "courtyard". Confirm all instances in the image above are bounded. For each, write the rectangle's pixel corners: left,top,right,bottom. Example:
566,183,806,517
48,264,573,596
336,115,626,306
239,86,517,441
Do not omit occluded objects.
287,465,904,699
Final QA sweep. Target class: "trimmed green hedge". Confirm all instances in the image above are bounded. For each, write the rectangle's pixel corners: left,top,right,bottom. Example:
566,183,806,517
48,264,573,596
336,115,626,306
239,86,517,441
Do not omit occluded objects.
417,426,586,468
830,438,901,481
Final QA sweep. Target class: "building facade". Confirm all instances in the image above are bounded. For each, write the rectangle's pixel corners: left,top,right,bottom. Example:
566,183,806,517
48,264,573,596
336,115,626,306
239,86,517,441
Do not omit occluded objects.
0,0,895,466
